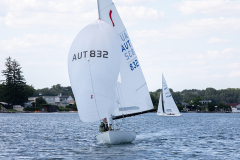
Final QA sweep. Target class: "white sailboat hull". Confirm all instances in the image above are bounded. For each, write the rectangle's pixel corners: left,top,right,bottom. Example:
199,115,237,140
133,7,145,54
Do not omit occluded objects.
96,131,136,144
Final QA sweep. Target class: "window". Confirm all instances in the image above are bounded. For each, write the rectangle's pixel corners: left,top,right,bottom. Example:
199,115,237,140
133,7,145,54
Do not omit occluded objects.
50,98,53,100
46,98,49,100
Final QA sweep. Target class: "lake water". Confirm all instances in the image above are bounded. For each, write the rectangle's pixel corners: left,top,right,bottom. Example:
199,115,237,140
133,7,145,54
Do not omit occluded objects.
0,113,240,159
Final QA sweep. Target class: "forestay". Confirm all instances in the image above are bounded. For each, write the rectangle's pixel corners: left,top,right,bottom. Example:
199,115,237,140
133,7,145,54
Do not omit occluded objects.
68,20,121,122
162,74,180,114
97,0,154,118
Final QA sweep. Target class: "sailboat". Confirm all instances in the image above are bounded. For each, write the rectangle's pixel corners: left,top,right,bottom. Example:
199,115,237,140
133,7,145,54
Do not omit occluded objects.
68,0,155,144
157,74,182,116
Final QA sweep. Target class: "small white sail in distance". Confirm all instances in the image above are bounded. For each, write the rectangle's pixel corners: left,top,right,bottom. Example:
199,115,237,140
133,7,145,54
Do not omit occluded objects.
157,92,164,115
97,0,154,119
162,74,182,116
68,20,121,122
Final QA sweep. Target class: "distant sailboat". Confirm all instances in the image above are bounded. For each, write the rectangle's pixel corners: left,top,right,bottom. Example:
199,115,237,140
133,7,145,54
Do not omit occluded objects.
68,0,155,144
157,74,182,116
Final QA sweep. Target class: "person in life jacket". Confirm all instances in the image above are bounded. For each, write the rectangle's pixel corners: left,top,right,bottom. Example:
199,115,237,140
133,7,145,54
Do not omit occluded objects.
99,118,112,132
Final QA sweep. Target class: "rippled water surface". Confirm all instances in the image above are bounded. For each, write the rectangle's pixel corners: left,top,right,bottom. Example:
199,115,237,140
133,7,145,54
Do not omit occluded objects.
0,113,240,159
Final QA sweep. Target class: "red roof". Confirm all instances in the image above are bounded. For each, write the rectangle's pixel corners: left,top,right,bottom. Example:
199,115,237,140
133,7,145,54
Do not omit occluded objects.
226,103,240,107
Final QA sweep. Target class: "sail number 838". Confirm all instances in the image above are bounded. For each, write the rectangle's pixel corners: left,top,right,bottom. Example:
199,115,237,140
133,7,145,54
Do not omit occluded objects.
130,59,139,71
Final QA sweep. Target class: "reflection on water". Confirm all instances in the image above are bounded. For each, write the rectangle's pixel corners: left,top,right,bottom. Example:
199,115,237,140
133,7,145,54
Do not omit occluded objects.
0,113,240,159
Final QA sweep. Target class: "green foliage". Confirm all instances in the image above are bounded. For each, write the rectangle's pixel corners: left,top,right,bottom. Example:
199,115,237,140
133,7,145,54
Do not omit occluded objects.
36,96,47,105
1,57,34,105
177,104,183,111
31,102,36,107
150,88,240,105
208,102,215,112
217,102,225,109
190,96,202,107
6,109,17,112
225,105,231,111
0,104,2,111
24,107,40,111
150,92,159,108
65,105,76,108
58,107,70,111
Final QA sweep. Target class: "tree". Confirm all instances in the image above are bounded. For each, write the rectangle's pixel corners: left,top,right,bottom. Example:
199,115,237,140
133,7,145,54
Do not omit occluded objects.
208,102,215,112
0,83,4,101
1,57,27,105
190,96,201,107
36,96,47,105
217,102,225,111
150,92,158,109
177,104,183,112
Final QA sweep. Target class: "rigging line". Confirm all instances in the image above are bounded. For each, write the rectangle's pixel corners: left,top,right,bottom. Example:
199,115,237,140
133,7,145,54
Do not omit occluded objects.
99,3,114,12
118,29,126,35
87,60,101,121
128,56,138,64
136,83,146,91
119,81,150,105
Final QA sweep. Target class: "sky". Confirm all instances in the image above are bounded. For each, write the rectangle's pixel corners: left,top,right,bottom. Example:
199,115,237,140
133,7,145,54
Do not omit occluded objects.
0,0,240,92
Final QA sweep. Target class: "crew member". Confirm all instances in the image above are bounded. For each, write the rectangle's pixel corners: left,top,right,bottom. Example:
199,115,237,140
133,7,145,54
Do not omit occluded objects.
99,118,110,132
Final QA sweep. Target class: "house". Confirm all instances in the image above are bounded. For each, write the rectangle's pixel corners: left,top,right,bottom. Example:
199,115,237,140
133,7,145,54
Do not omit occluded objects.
28,93,75,107
227,103,240,113
13,105,24,112
181,102,190,112
199,100,212,105
0,102,13,109
28,93,58,105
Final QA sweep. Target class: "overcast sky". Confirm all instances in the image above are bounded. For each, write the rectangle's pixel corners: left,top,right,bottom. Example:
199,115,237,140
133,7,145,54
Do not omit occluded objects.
0,0,240,92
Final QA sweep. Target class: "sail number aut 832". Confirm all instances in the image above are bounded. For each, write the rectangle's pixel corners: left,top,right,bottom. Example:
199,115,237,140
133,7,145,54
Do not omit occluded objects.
130,59,139,71
72,50,108,61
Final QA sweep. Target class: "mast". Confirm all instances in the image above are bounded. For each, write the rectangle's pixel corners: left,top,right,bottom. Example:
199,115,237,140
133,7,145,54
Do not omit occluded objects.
97,0,100,19
162,73,164,113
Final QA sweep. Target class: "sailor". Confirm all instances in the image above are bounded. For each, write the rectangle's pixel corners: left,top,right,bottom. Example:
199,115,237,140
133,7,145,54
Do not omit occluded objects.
99,118,110,132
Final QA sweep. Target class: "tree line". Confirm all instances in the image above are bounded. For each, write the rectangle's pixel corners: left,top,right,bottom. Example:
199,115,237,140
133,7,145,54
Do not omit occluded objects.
150,88,240,109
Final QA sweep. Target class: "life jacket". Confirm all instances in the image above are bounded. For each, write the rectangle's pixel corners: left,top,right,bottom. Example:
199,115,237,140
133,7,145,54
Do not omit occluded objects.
99,122,109,132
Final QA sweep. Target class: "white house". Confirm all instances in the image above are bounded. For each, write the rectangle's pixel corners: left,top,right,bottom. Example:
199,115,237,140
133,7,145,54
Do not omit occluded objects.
227,103,240,113
28,93,75,107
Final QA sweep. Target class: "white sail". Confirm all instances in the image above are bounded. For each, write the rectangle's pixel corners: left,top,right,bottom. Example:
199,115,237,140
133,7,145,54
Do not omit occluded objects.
68,20,121,122
98,0,154,117
157,92,164,115
162,74,180,115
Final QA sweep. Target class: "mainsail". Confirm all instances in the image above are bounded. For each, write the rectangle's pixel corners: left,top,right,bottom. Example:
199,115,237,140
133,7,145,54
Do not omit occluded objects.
162,74,180,115
68,20,121,122
97,0,154,119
